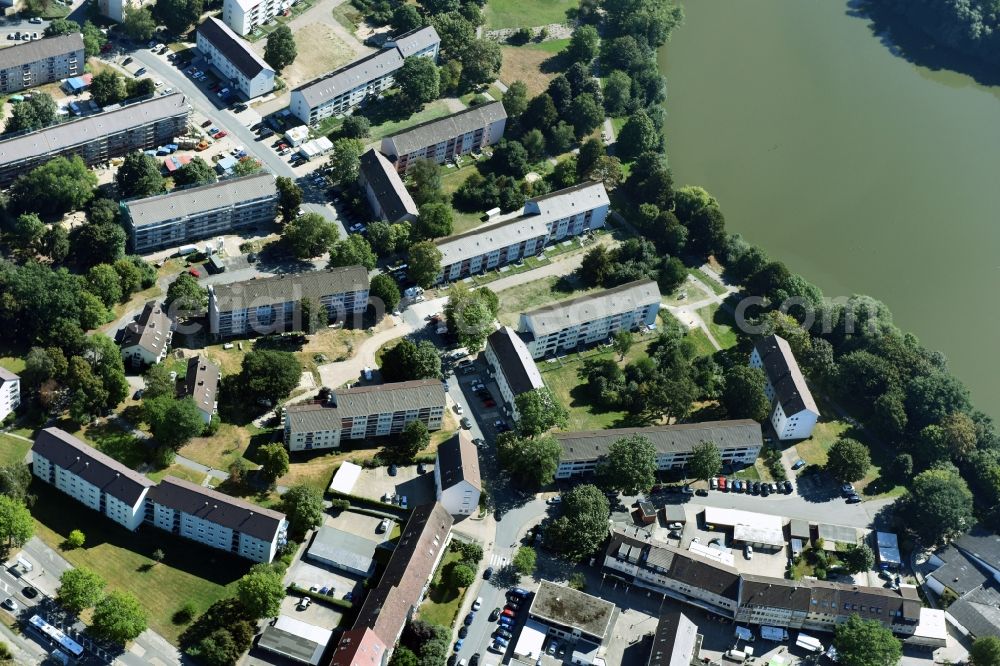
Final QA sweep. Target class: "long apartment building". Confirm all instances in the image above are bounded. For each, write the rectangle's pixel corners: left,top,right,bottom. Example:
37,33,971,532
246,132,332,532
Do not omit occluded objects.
554,420,763,479
289,26,439,125
750,334,820,440
122,172,278,253
329,503,453,665
146,476,287,563
31,428,288,562
0,33,84,94
207,266,369,339
0,93,190,187
483,326,544,421
519,278,661,358
0,367,19,423
196,17,275,99
605,528,923,636
380,101,507,173
284,379,446,451
434,181,609,284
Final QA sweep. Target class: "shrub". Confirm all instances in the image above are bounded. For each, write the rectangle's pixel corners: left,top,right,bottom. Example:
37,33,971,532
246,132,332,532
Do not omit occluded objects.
330,499,350,511
173,601,197,625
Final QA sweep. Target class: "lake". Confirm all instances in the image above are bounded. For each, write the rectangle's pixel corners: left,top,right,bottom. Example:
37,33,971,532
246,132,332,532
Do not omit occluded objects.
661,0,1000,418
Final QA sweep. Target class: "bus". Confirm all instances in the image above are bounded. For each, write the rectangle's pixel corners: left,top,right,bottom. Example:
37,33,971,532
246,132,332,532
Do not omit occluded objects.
29,615,84,658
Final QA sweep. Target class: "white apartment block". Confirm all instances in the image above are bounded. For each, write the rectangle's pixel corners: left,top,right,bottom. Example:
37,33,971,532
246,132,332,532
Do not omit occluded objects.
222,0,288,36
180,356,221,424
0,368,19,423
123,173,278,253
434,431,481,516
208,266,369,339
434,181,609,284
120,301,173,367
97,0,154,23
380,101,507,173
554,420,763,480
196,18,275,99
289,26,439,125
483,326,544,422
146,476,287,562
31,428,154,531
0,33,84,94
519,279,660,359
0,93,190,187
284,380,447,451
750,334,819,440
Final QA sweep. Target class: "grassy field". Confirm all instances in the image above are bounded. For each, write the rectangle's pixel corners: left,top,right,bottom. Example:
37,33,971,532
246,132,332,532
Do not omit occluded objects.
0,355,25,375
663,278,713,306
417,549,468,627
485,0,576,28
177,423,262,472
702,303,738,349
366,98,461,142
499,40,570,95
31,483,246,644
279,23,356,89
0,435,30,467
686,327,718,358
440,161,488,234
689,267,728,296
146,463,207,485
496,274,598,327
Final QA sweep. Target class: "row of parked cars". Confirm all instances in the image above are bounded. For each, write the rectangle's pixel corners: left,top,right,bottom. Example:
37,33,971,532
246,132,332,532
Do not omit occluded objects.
711,476,794,496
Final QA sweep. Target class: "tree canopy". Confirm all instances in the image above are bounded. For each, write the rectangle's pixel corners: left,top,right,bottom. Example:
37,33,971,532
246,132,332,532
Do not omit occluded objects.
598,435,658,495
328,234,377,270
58,567,107,614
514,387,569,437
408,241,443,288
237,564,285,619
284,212,338,258
689,441,722,482
237,350,303,406
497,433,561,487
971,636,1000,666
369,273,401,313
264,25,297,71
275,176,303,222
720,365,771,421
10,156,97,218
899,467,974,544
173,157,217,188
92,591,148,644
5,93,57,135
281,484,324,537
397,56,440,110
116,151,165,198
0,493,33,548
833,614,902,666
381,339,441,382
145,396,206,450
444,283,500,352
544,484,610,561
826,438,872,483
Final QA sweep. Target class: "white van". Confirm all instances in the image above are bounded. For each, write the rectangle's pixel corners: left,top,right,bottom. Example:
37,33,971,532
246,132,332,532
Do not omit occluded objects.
724,650,747,662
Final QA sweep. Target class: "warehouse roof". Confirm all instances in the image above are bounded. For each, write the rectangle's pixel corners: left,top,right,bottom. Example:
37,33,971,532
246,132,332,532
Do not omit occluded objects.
383,101,506,157
521,279,661,337
32,427,153,505
753,334,818,416
258,616,332,665
209,266,369,311
307,526,378,575
197,18,272,79
147,476,286,542
125,173,276,227
293,48,403,108
947,585,1000,639
556,420,762,463
121,301,173,358
436,430,481,492
359,149,417,222
530,580,615,641
0,32,83,70
0,93,188,167
285,379,446,433
485,326,544,395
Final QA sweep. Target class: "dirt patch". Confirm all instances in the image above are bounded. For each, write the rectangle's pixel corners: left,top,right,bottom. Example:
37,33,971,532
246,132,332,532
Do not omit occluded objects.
281,23,356,89
500,46,559,96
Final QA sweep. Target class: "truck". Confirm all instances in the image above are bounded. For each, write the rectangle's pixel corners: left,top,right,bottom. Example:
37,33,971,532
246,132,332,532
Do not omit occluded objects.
724,649,749,662
760,626,789,642
795,633,823,653
177,244,198,256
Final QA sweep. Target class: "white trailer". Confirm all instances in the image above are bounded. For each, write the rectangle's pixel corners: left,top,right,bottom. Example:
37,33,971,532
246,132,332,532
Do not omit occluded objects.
761,626,789,642
796,633,824,653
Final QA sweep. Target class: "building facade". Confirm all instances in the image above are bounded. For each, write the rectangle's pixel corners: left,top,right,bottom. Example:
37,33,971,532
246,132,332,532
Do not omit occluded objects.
379,101,507,173
208,266,369,339
555,421,763,480
483,326,544,421
0,93,190,186
97,0,154,22
434,181,609,284
434,431,481,516
0,368,19,423
180,356,221,424
222,0,287,36
120,301,173,367
519,279,661,359
358,148,418,224
0,33,84,94
196,17,275,99
750,334,819,440
123,173,278,253
31,428,154,531
289,26,439,125
284,380,446,451
146,476,287,562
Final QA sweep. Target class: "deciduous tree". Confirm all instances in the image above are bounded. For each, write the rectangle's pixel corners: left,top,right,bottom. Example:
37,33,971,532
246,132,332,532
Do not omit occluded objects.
275,176,302,222
144,396,206,450
155,0,204,35
899,467,973,544
369,273,401,313
281,485,324,537
381,339,441,382
264,25,297,71
497,433,561,487
689,441,722,482
971,636,1000,666
328,234,377,270
237,350,302,406
414,203,453,240
544,484,610,560
616,108,660,162
826,438,871,483
398,420,430,460
512,546,536,574
57,567,106,614
408,158,444,206
598,435,657,495
5,93,57,134
173,157,216,188
237,563,285,619
257,443,290,484
0,495,33,549
833,614,901,666
397,56,440,110
566,24,599,63
502,81,529,118
284,212,338,259
408,241,443,289
123,5,156,41
327,138,364,187
92,591,148,644
720,365,771,421
9,155,96,218
165,272,208,313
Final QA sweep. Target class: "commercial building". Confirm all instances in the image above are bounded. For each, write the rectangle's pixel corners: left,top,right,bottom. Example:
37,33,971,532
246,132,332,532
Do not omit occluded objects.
519,279,661,359
380,101,507,173
145,476,287,563
954,526,1000,584
527,581,616,662
434,181,609,283
120,301,173,367
483,326,544,422
329,503,453,665
289,26,439,125
358,148,417,224
179,356,220,424
750,335,820,440
0,93,190,187
0,33,84,94
207,266,369,339
0,367,19,423
554,420,762,480
306,526,377,577
946,585,1000,640
196,17,275,99
434,430,481,516
647,612,702,666
123,173,278,253
284,379,446,451
98,0,155,23
703,506,785,551
31,428,154,531
876,531,902,570
258,616,332,666
222,0,288,36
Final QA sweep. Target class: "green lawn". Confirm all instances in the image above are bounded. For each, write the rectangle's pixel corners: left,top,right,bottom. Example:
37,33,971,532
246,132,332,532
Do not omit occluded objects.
418,550,469,627
440,161,488,234
30,482,247,644
689,267,728,296
0,356,25,375
368,99,460,142
146,463,207,485
485,0,577,29
686,327,718,358
701,303,738,349
496,275,600,328
0,435,30,467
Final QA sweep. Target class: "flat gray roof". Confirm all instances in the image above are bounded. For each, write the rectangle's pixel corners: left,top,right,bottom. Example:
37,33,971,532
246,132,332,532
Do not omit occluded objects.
530,580,615,640
521,279,661,337
0,32,83,70
307,526,378,574
125,173,276,227
556,420,762,463
384,102,506,156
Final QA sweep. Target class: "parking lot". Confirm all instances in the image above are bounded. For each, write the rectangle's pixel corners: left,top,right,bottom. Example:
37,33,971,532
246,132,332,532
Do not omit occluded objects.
324,508,395,543
352,464,437,508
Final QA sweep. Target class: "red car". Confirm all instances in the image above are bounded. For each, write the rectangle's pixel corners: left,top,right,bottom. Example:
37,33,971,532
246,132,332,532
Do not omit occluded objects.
212,130,228,139
501,609,514,618
718,476,727,491
188,268,201,278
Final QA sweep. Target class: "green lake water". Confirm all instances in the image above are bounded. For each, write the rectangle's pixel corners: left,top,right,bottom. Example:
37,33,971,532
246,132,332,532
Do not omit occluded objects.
661,0,1000,417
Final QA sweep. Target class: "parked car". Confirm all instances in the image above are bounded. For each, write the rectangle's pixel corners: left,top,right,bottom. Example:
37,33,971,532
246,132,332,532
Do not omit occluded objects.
792,459,807,470
134,67,147,77
846,493,861,504
498,616,513,628
388,464,397,476
546,496,561,504
501,609,514,618
489,607,501,621
461,417,472,429
470,655,480,666
495,628,512,640
483,567,494,580
752,481,761,494
761,484,770,497
297,597,311,610
201,118,213,127
745,545,754,559
458,626,468,639
188,268,200,277
376,518,390,533
783,480,793,494
840,483,855,497
710,477,718,490
464,611,475,626
473,596,483,611
1,598,16,611
453,640,463,652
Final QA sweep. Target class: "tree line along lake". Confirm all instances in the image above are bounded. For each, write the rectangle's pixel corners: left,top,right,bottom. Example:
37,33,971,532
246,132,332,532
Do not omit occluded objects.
660,0,1000,419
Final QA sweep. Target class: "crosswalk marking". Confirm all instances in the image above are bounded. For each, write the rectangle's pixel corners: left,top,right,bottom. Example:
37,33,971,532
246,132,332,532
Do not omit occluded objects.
489,553,508,568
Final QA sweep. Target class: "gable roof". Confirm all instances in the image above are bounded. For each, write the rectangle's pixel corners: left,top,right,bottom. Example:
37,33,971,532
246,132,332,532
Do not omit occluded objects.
293,48,403,108
147,476,286,542
0,367,18,382
648,611,700,666
753,334,818,416
387,25,440,57
521,279,661,337
524,180,609,220
197,17,272,80
435,211,550,267
121,301,173,357
486,326,544,395
955,525,1000,571
329,626,387,666
285,379,446,433
0,32,83,70
31,427,153,505
209,266,369,311
383,102,506,157
947,585,1000,639
740,575,813,612
556,420,762,463
181,356,220,415
125,172,276,228
436,430,481,493
358,149,417,222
